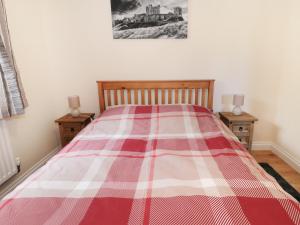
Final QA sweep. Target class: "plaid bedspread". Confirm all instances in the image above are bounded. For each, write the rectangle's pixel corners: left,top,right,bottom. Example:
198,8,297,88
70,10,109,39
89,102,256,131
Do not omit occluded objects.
0,105,299,225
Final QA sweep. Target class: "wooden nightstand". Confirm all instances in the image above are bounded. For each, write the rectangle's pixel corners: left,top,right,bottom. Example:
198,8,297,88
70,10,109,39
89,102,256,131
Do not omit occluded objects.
219,112,258,152
55,113,95,147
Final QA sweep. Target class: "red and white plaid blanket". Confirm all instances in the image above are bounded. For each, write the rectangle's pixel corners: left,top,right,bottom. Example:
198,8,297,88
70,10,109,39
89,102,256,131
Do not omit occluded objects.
1,105,299,225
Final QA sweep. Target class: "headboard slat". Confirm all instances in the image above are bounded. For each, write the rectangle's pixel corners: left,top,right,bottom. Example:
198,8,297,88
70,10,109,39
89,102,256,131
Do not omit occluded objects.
97,80,215,112
175,89,179,104
107,90,112,106
168,89,172,104
162,89,165,104
148,89,151,105
128,89,132,104
196,89,200,105
201,89,206,106
121,89,125,104
155,89,159,105
114,90,118,105
134,89,139,104
188,89,192,104
182,89,186,104
141,89,145,105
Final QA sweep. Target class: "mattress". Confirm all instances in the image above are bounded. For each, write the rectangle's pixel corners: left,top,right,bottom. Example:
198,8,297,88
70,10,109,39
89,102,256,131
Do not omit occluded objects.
0,105,299,225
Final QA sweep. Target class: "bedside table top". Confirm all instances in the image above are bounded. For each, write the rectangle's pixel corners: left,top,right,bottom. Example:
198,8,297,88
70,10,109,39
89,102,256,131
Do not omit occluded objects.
219,112,258,122
55,113,95,124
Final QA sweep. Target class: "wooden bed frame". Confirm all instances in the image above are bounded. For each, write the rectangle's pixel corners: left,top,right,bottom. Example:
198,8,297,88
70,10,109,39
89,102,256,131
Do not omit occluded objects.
97,80,215,113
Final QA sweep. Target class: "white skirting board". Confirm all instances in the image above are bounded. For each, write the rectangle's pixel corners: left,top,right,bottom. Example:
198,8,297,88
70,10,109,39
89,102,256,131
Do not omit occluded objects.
252,141,300,173
0,146,61,200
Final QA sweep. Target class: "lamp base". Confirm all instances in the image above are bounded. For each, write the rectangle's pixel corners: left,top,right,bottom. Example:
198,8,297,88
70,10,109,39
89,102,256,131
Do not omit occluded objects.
232,106,242,116
71,108,80,117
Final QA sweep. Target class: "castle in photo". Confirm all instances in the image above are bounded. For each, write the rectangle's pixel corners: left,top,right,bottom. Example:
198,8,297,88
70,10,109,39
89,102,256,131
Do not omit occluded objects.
113,4,184,30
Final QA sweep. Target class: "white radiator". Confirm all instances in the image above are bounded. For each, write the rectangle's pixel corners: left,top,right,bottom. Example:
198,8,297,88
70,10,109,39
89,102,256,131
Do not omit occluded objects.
0,120,17,185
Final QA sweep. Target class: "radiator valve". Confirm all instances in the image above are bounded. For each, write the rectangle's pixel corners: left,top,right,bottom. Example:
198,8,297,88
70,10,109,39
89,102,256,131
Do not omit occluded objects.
16,157,21,173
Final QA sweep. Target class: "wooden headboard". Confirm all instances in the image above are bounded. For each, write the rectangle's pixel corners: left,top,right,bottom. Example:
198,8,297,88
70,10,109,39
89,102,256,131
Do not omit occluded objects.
97,80,215,113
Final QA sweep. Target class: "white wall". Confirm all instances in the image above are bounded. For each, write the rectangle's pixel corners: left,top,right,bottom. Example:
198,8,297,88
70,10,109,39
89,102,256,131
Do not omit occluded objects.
4,1,59,183
248,0,287,142
1,0,298,189
275,0,300,162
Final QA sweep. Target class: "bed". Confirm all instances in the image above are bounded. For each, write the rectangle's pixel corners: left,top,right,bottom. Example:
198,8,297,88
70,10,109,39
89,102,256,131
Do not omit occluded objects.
0,80,299,225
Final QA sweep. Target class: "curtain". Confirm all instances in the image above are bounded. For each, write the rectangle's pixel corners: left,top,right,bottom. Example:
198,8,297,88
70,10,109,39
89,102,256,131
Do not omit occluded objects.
0,0,27,119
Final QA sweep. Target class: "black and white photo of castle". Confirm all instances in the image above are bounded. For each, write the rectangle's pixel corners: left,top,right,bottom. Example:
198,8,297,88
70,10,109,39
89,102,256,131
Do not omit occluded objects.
111,0,188,39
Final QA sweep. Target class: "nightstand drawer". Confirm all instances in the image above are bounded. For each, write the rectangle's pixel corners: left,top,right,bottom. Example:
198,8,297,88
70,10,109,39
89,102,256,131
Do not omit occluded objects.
237,136,249,148
62,124,82,136
232,124,250,133
233,131,249,137
63,136,74,145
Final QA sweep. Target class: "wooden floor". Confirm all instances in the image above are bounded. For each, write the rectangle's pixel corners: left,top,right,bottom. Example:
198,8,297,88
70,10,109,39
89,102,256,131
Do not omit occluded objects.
252,150,300,192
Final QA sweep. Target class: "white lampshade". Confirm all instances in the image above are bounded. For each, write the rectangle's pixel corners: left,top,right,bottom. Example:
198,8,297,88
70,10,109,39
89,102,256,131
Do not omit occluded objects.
233,95,244,106
68,96,80,109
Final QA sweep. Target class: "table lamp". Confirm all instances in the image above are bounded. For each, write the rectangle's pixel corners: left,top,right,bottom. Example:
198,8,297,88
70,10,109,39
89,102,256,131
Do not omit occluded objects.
232,94,244,116
68,95,80,117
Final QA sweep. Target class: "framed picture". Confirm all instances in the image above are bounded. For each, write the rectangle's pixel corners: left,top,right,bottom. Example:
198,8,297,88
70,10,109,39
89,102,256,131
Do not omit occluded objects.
111,0,188,39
